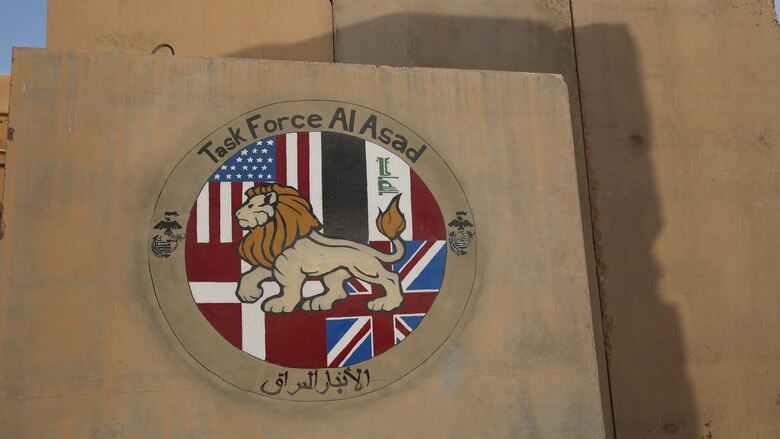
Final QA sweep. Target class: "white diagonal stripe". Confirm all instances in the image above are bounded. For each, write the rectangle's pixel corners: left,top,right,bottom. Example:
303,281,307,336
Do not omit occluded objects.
402,241,445,290
326,316,370,366
339,325,373,367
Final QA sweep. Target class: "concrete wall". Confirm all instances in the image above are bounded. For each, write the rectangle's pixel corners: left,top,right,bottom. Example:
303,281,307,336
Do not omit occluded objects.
47,0,333,62
8,0,780,437
1,49,605,437
573,1,780,437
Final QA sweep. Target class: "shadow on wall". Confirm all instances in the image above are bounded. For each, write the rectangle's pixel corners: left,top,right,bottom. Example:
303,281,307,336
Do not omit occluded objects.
573,24,699,437
230,14,695,438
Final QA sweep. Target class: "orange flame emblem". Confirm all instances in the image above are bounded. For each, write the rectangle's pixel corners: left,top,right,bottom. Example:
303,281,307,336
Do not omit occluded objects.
376,194,407,240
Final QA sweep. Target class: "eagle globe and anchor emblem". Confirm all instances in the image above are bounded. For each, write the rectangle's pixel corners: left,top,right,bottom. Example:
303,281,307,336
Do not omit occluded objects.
151,211,186,258
148,102,476,401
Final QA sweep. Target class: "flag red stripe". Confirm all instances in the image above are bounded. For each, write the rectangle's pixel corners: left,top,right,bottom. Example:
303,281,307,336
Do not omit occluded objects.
395,318,412,337
231,182,243,241
264,311,327,368
186,243,241,282
197,303,242,349
411,170,445,240
371,296,396,356
329,319,372,367
208,182,220,243
185,182,242,282
297,131,310,199
276,134,287,185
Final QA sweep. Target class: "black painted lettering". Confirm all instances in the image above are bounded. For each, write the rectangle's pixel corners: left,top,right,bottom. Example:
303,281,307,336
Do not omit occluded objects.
358,115,377,139
391,133,408,152
215,146,228,158
246,114,263,139
378,127,392,144
276,116,290,131
329,107,349,131
264,119,278,133
308,113,323,128
228,126,246,146
406,143,427,163
348,109,356,132
197,141,218,163
291,115,306,129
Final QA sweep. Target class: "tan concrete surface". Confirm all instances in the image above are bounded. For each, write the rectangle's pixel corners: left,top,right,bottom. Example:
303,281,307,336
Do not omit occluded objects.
331,2,614,435
1,49,605,437
47,0,333,62
0,75,9,113
1,74,8,222
572,1,780,437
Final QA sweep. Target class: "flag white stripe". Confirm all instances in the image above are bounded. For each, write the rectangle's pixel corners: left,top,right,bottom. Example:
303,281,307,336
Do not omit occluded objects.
286,133,298,188
365,141,413,241
190,282,239,303
397,243,426,274
190,281,325,303
309,132,324,225
241,181,255,203
326,316,370,365
242,302,265,359
397,317,414,333
402,241,446,290
219,182,232,243
394,328,405,342
347,279,372,295
196,184,210,243
240,181,255,273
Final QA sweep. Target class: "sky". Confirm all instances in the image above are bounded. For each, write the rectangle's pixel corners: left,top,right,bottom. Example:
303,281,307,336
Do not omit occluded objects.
0,1,778,73
777,0,780,23
0,0,47,74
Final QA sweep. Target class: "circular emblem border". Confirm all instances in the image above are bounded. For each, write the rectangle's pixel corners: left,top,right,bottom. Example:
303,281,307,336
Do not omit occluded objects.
148,100,477,401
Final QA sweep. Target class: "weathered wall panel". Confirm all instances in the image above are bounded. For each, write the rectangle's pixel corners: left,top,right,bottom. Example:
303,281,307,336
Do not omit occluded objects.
332,1,614,434
0,50,605,437
572,1,780,437
47,0,333,62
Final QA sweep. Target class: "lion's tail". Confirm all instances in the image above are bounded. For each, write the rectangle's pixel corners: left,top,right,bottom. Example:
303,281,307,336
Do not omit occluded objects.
375,194,407,264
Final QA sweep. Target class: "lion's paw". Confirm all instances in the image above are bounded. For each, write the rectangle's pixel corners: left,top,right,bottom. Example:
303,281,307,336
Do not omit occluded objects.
367,296,403,312
301,295,342,311
262,296,299,313
236,286,263,304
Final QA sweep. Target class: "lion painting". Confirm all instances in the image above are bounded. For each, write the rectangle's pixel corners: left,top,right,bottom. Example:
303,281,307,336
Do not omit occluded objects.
233,183,408,313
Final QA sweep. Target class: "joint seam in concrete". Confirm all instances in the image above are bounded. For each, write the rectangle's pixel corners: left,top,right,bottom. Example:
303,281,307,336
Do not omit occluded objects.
567,1,617,437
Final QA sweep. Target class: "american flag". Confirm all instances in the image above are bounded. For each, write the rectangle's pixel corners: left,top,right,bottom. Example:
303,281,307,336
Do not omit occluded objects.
185,131,446,368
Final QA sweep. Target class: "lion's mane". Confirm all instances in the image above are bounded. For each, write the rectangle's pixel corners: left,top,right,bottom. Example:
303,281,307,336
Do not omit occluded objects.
238,183,321,269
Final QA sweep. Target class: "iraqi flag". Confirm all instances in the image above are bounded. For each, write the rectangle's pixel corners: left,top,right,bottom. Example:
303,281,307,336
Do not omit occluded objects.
185,132,445,368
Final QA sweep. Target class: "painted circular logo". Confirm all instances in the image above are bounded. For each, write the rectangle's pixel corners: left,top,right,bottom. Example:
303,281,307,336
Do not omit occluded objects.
186,131,447,368
149,101,476,401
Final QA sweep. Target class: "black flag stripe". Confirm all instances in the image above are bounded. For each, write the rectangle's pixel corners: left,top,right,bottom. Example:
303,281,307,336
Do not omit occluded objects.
321,132,369,241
